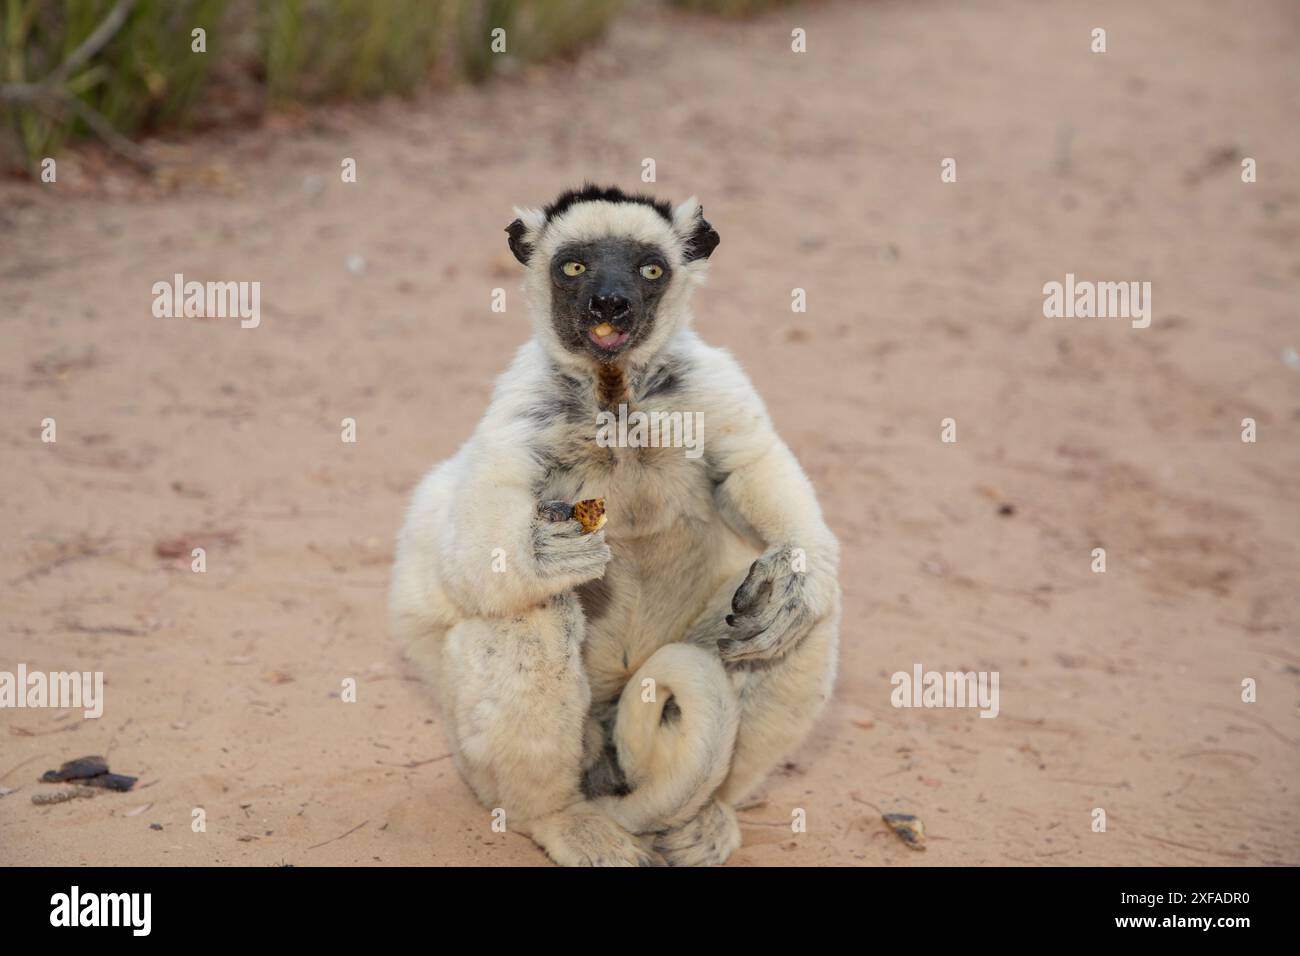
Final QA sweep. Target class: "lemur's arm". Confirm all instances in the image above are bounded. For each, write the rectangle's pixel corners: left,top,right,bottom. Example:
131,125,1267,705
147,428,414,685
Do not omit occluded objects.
435,418,610,620
695,346,840,663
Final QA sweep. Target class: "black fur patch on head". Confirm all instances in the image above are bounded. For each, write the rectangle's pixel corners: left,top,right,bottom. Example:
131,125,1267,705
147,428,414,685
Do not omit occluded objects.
505,218,531,265
544,183,673,225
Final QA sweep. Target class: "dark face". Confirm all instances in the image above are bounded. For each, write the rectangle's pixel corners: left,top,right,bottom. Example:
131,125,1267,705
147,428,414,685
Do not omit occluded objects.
548,238,672,362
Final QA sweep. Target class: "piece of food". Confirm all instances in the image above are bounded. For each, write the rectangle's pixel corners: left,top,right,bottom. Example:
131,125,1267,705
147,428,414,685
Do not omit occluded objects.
572,498,607,533
592,323,615,338
41,755,137,791
41,755,109,783
537,498,607,533
882,812,927,851
32,787,97,805
80,773,138,792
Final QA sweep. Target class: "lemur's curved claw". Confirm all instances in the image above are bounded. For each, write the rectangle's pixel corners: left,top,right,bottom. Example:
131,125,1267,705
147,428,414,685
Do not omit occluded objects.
537,500,575,523
720,546,813,663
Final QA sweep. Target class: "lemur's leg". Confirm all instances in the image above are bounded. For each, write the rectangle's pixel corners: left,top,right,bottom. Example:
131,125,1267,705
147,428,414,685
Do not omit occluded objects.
636,609,835,867
441,593,660,867
590,643,740,840
718,607,839,804
681,568,841,805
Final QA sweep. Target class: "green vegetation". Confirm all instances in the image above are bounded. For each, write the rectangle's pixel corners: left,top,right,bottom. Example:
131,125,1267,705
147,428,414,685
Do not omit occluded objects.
2,0,226,170
261,0,454,102
0,0,796,174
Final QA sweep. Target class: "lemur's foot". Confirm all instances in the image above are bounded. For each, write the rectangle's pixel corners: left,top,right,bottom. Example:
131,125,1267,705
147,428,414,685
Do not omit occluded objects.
653,799,741,867
719,545,813,664
533,502,611,583
531,807,664,867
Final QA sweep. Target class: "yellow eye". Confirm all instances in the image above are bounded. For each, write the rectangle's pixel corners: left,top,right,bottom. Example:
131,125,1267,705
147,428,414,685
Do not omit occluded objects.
640,264,663,280
562,261,586,277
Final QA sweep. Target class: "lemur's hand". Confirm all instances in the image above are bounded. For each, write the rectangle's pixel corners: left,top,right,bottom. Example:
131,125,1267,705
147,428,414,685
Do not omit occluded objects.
533,500,611,586
718,545,815,664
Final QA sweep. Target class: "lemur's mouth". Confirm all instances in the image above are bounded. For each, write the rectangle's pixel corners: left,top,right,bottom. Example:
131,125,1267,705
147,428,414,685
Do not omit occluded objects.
588,323,631,351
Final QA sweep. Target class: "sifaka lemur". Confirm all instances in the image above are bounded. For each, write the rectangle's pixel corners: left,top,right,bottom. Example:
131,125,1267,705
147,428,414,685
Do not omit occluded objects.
390,185,841,866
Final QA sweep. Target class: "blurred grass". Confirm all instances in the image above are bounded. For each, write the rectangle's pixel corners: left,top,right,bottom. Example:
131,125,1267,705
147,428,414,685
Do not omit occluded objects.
262,0,455,102
3,0,226,169
2,0,780,174
459,0,623,82
262,0,625,98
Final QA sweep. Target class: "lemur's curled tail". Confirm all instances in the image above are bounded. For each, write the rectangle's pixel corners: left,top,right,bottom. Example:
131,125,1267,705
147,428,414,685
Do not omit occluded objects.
595,643,740,834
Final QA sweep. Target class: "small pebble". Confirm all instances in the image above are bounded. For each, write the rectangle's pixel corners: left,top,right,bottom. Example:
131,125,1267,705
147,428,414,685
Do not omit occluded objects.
32,787,96,805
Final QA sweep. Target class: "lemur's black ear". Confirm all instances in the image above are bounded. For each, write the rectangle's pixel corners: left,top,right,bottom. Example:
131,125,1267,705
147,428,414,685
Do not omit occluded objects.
683,210,720,262
505,218,532,265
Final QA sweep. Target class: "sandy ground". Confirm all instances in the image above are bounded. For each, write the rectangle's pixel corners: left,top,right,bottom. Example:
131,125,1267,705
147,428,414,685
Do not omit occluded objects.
1,0,1298,867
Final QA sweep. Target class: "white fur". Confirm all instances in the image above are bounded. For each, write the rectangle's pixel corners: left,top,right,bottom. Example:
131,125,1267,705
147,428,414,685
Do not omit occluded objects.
390,196,840,866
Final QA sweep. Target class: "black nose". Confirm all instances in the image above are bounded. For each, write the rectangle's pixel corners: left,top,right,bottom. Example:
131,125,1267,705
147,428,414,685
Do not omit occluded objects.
589,294,631,323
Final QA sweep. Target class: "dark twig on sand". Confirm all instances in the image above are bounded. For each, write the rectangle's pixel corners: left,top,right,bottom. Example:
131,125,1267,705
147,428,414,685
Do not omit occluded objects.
306,820,369,851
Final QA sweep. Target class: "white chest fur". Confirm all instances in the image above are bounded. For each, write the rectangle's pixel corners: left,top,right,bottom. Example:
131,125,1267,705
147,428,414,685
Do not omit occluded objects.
539,422,749,704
